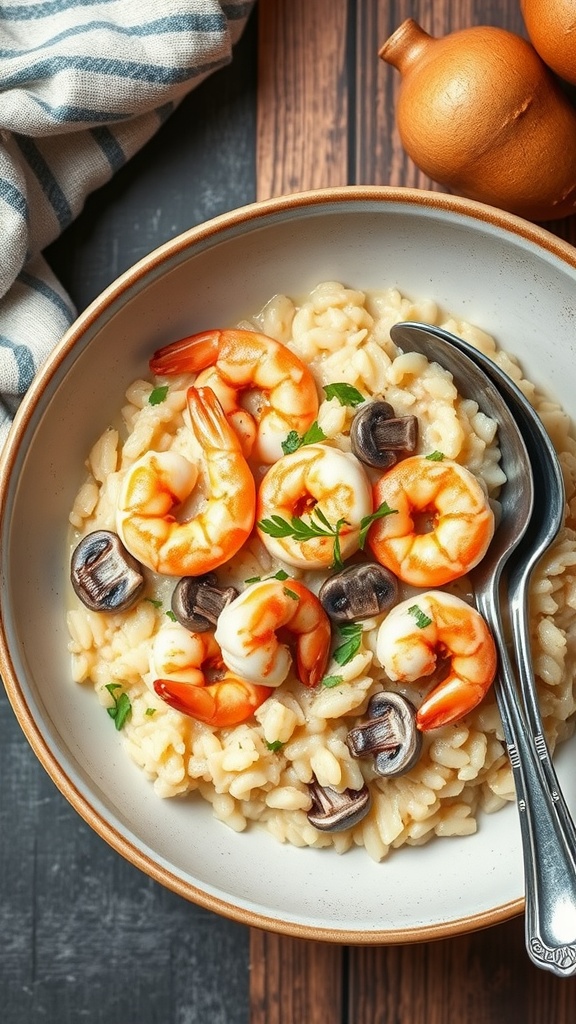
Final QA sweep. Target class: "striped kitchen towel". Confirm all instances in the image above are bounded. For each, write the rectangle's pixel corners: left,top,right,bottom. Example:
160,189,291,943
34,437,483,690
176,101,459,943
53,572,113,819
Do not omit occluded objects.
0,0,255,450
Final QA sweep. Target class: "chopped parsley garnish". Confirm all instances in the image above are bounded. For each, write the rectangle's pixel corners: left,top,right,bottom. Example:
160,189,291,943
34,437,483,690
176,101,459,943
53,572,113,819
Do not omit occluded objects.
322,382,366,407
258,507,348,569
265,740,284,752
426,450,445,461
408,604,433,629
321,674,344,689
358,501,398,548
148,384,169,406
165,609,177,622
283,586,299,601
105,683,132,731
332,622,363,666
146,597,163,609
281,420,326,455
145,708,157,717
244,569,290,585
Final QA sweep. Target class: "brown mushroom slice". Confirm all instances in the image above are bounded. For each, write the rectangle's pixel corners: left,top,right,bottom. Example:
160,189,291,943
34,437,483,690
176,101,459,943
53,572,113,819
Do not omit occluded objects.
346,691,422,777
171,575,238,632
307,779,371,832
71,530,145,612
318,562,399,622
350,400,418,469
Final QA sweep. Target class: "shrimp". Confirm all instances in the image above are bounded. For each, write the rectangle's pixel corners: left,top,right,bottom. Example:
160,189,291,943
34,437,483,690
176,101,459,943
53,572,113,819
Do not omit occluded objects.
376,591,497,731
256,443,373,568
149,329,319,463
150,622,271,726
116,386,256,576
214,579,331,689
367,455,495,587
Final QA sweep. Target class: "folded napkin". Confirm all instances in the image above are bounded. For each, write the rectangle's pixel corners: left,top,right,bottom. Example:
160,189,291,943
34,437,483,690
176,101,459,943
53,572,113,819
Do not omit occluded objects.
0,0,255,449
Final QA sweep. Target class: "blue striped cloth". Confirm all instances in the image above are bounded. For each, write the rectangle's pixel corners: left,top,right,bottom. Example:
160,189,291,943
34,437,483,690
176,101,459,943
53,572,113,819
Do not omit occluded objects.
0,0,255,449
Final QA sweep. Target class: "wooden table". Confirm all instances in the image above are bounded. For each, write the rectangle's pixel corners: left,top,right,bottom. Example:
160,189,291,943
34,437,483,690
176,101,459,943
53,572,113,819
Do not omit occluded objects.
3,2,576,1021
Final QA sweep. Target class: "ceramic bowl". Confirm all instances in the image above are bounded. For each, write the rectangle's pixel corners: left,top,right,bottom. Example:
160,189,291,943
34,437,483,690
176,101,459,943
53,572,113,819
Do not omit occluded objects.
1,186,576,943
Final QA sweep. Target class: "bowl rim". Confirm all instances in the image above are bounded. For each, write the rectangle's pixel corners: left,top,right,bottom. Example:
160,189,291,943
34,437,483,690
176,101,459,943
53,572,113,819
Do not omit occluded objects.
2,183,575,943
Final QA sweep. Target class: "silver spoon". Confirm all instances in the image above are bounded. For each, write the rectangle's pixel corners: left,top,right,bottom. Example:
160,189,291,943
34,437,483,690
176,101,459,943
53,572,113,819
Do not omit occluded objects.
390,321,576,977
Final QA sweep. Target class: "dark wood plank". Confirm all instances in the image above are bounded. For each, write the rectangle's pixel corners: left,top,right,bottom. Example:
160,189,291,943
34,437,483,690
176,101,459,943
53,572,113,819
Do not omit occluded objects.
353,0,452,190
250,931,344,1024
256,0,349,199
348,917,576,1023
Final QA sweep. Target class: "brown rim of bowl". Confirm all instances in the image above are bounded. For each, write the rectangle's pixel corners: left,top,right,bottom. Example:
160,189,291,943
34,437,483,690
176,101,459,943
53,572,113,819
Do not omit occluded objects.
1,184,574,944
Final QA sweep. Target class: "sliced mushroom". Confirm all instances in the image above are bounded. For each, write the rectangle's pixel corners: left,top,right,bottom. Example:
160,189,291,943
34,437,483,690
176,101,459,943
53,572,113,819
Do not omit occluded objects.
346,691,422,777
171,574,238,632
350,400,418,469
71,530,145,612
306,779,371,832
318,562,398,622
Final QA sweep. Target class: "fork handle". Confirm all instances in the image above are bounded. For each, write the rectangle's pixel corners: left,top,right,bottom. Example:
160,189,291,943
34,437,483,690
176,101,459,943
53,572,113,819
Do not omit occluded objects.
478,592,576,976
508,568,576,835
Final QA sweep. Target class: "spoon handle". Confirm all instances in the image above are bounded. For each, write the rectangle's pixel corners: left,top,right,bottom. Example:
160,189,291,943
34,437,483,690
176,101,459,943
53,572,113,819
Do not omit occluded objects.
477,587,576,977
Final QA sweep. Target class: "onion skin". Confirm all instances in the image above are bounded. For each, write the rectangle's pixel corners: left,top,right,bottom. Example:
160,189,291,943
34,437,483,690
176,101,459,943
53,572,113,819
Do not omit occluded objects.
380,19,576,220
521,0,576,86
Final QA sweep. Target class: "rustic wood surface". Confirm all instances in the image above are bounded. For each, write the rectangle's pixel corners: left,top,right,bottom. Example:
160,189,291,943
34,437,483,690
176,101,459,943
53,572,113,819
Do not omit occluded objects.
2,0,576,1021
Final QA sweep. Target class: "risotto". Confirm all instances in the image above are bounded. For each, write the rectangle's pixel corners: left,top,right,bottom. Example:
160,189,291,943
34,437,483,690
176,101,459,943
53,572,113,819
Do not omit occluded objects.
67,281,576,861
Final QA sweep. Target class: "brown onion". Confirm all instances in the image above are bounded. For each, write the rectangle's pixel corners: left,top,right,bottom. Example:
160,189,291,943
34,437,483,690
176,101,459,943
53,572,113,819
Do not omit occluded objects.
521,0,576,86
380,19,576,220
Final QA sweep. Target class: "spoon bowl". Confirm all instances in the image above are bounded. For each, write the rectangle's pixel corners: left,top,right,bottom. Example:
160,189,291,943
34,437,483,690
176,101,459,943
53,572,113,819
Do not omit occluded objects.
391,321,576,976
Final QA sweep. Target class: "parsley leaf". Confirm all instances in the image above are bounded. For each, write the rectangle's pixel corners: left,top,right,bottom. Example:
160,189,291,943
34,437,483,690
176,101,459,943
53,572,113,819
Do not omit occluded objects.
323,382,366,407
258,515,301,539
265,739,284,752
281,431,302,455
145,708,157,717
258,508,349,569
244,569,289,585
105,683,132,731
165,610,177,622
321,674,344,688
146,597,163,609
281,420,326,455
283,586,299,601
148,384,169,406
426,450,445,461
332,622,363,666
358,501,398,548
408,604,433,629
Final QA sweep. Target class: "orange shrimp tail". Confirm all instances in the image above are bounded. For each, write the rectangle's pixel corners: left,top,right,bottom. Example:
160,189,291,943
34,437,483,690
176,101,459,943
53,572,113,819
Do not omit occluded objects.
296,624,332,688
186,385,248,459
150,330,222,376
416,672,495,732
153,677,272,727
279,579,332,688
